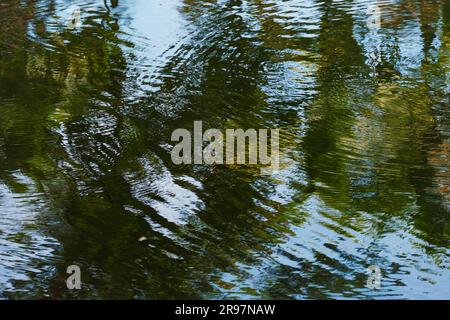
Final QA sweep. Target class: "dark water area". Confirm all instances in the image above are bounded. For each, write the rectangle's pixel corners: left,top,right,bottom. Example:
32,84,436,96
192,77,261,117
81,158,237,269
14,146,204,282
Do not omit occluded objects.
0,0,449,299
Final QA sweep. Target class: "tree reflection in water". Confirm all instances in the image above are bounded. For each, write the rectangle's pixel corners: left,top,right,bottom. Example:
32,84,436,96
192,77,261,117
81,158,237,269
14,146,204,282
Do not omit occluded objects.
0,0,448,299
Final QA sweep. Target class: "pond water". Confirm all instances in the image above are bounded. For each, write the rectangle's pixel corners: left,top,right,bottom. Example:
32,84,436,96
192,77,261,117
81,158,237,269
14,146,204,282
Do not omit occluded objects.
0,0,449,299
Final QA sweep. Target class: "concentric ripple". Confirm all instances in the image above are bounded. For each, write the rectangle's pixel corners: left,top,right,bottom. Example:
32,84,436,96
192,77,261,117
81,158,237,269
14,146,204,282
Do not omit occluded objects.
0,0,448,299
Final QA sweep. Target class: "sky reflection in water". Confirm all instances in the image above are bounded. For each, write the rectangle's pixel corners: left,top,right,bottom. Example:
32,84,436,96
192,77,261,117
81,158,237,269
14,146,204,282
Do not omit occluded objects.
0,0,449,299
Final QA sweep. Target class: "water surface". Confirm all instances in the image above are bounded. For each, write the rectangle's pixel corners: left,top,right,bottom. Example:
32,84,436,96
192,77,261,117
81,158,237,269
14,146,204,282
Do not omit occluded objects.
0,0,449,299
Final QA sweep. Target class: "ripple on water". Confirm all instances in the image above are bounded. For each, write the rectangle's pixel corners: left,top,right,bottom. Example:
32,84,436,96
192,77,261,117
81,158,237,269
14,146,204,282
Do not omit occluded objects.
0,0,449,299
0,172,59,297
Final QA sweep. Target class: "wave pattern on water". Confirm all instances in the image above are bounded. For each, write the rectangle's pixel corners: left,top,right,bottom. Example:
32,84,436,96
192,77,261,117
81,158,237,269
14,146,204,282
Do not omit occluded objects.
0,0,449,299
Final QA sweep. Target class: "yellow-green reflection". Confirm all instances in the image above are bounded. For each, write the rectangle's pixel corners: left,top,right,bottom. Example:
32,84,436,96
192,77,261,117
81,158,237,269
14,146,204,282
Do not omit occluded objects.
0,0,449,299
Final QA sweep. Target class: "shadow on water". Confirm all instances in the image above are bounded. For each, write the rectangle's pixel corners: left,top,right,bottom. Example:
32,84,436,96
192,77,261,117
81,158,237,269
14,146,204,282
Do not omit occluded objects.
0,0,449,299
